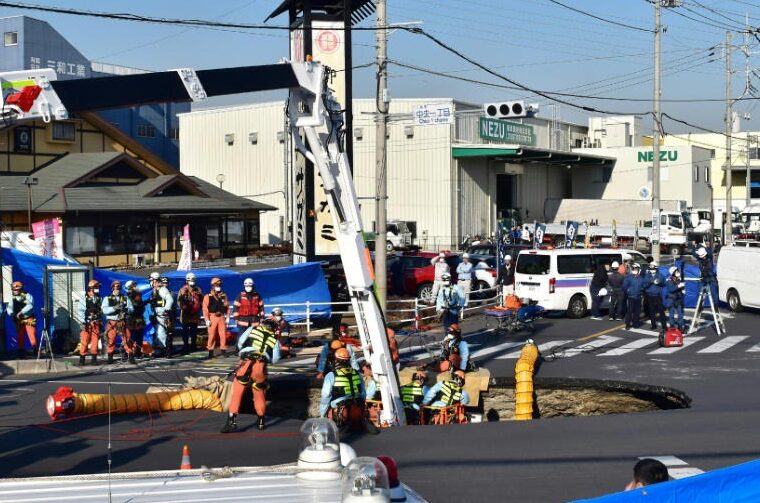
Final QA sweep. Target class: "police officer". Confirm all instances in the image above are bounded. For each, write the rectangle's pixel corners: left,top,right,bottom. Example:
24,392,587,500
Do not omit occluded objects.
232,278,264,332
222,318,281,433
436,272,465,334
177,272,203,355
433,323,471,372
319,348,370,431
643,263,667,333
102,280,134,364
665,266,686,331
693,246,717,289
5,281,36,358
78,279,102,366
124,280,146,359
401,371,429,424
203,277,229,359
149,272,174,357
607,261,625,321
622,263,645,330
422,370,469,424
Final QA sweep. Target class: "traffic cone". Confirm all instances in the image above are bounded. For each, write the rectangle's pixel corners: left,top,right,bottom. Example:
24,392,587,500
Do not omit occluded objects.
180,444,192,470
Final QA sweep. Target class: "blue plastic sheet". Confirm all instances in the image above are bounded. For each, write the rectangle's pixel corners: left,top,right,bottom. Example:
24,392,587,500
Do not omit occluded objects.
657,261,719,309
573,458,760,502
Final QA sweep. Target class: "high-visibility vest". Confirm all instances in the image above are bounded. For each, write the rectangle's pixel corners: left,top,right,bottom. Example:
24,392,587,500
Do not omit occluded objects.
332,367,362,400
242,326,277,359
435,380,462,406
401,382,424,406
236,292,263,318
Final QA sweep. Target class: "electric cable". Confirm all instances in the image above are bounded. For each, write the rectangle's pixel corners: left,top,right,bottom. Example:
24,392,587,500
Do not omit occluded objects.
545,0,654,32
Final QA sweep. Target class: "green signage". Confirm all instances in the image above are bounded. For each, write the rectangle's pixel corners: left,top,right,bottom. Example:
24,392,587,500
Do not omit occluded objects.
637,150,678,162
479,117,536,146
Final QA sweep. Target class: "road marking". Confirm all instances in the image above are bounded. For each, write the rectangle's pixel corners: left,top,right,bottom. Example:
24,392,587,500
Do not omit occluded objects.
598,338,657,356
747,343,760,353
639,455,704,480
648,336,704,354
627,327,659,337
470,340,525,360
577,323,626,342
496,340,573,359
697,335,749,354
560,335,621,357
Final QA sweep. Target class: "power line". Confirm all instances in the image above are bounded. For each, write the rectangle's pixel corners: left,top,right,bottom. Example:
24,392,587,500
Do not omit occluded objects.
545,0,653,32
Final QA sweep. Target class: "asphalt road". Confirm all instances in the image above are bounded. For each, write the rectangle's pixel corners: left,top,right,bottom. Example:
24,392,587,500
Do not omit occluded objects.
1,307,759,502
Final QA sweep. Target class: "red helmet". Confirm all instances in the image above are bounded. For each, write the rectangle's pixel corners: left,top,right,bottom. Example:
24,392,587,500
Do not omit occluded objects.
111,280,121,289
448,323,461,336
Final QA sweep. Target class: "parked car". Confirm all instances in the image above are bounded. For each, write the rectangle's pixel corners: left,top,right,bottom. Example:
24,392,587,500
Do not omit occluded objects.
718,243,760,311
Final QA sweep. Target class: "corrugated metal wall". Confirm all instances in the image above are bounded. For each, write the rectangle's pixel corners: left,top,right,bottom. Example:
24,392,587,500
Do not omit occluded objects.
459,157,491,237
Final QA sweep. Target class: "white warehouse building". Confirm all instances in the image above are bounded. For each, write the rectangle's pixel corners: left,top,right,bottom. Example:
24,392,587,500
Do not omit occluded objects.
179,99,608,250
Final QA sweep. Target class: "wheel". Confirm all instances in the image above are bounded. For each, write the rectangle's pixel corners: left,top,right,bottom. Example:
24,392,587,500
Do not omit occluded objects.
417,283,434,304
727,289,743,312
668,245,681,256
386,241,394,252
567,294,587,319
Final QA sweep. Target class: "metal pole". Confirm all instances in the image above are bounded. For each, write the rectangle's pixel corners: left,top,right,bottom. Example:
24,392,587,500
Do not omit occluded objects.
26,183,32,232
283,104,291,242
375,0,388,312
652,0,662,263
726,31,734,245
747,134,752,208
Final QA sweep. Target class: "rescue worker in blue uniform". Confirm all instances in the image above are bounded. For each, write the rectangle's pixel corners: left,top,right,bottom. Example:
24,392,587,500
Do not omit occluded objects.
436,272,465,334
422,370,469,424
432,323,471,372
148,272,174,357
401,371,429,424
319,348,375,432
642,263,667,333
665,266,686,331
622,263,645,330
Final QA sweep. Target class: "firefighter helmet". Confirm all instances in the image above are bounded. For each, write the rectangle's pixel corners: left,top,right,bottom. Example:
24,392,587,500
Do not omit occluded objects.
211,277,222,286
11,281,22,290
335,348,350,361
88,280,100,289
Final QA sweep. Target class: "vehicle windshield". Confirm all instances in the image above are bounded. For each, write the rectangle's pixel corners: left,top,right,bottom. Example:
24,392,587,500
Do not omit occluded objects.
516,254,550,275
395,221,410,234
680,212,693,230
741,213,760,223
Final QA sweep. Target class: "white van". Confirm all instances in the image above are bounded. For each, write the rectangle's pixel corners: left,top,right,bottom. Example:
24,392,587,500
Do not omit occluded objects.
514,248,648,318
717,244,760,311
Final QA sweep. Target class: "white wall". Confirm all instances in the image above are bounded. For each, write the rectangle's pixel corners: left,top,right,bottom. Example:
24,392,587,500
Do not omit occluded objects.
588,116,644,148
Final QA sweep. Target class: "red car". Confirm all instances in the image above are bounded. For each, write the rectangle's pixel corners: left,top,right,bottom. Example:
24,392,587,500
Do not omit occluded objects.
388,251,462,303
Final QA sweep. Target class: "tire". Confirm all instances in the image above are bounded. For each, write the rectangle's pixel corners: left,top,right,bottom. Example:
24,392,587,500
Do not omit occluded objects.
727,289,743,312
668,245,681,256
417,283,434,304
567,294,587,319
386,241,394,252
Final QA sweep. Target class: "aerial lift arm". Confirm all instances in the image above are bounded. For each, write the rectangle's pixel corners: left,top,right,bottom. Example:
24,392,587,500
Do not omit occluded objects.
0,61,406,426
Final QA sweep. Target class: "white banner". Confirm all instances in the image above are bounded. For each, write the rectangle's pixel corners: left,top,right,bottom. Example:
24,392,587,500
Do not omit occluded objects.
177,224,192,271
31,218,64,260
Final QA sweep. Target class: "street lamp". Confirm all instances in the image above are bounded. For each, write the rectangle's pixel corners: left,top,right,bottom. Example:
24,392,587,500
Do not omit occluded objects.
216,173,226,190
23,176,38,232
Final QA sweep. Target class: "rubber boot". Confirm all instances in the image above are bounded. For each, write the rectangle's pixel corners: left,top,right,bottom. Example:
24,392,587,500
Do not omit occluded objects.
90,355,98,366
257,416,266,431
208,350,214,359
221,414,238,433
107,353,114,364
220,349,227,358
128,354,136,364
78,355,86,366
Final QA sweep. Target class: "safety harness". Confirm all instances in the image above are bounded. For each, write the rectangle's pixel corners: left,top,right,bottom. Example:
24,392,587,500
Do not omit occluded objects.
332,366,362,400
435,380,463,406
84,295,102,323
401,382,424,406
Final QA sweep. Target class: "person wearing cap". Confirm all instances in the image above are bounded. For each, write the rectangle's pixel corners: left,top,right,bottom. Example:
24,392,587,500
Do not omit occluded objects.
149,273,174,357
422,370,469,424
456,253,474,306
124,280,147,359
642,263,667,332
429,252,450,304
436,271,465,334
434,323,471,372
78,279,103,366
401,371,429,424
266,307,294,356
232,277,264,332
665,266,686,331
692,245,717,289
5,281,36,358
102,280,134,364
222,318,282,433
319,347,370,432
177,272,203,355
607,260,625,321
501,254,515,295
622,263,646,330
203,277,229,359
316,329,359,379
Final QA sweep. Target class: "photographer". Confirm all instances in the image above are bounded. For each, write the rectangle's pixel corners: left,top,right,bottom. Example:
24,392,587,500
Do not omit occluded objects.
693,246,717,289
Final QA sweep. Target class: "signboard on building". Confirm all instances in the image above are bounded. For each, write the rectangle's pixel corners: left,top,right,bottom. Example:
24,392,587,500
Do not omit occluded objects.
14,126,31,152
637,150,679,162
32,218,63,260
479,117,535,146
413,104,454,126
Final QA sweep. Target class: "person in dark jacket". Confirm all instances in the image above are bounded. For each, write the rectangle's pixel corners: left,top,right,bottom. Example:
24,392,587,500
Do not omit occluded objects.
589,262,611,320
622,263,645,330
642,263,667,332
664,266,686,331
607,261,625,321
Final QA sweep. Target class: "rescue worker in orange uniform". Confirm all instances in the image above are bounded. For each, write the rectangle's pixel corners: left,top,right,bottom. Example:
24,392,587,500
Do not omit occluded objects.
78,280,102,366
203,277,229,359
102,280,134,364
232,277,264,332
222,318,281,433
124,280,146,359
177,272,203,355
5,281,36,358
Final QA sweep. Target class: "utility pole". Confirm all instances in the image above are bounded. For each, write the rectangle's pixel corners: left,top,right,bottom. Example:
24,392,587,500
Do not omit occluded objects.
747,135,753,208
726,31,734,245
652,0,662,263
375,0,388,312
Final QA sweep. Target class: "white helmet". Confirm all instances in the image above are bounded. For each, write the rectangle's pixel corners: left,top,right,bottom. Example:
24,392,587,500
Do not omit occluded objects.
185,272,196,282
669,266,678,276
244,278,254,287
504,255,512,262
611,261,620,268
149,272,160,281
696,247,707,258
271,307,283,316
124,280,135,290
462,253,470,259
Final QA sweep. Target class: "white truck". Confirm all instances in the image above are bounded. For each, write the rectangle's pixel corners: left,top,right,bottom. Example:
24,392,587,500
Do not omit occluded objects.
365,220,414,251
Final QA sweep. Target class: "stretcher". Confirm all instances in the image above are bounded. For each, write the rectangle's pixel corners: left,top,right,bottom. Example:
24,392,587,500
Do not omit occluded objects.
484,304,544,334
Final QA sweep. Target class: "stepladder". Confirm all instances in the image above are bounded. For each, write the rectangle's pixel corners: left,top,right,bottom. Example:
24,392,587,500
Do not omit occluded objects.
688,283,726,337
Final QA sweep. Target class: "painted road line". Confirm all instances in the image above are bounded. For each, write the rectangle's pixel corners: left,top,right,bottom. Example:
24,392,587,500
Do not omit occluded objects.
697,335,749,354
747,343,760,353
639,455,704,480
598,338,657,356
577,323,626,342
648,336,705,354
496,340,573,359
559,335,622,358
628,327,659,337
470,340,525,360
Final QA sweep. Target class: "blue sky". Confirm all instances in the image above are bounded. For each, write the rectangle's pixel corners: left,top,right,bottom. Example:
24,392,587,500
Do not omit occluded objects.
1,0,759,131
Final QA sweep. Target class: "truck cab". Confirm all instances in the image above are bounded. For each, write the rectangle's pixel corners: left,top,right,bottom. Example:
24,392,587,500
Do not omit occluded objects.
658,211,692,255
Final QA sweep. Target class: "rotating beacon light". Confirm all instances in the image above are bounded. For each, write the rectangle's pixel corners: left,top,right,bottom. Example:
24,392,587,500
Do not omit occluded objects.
296,418,341,480
341,457,391,503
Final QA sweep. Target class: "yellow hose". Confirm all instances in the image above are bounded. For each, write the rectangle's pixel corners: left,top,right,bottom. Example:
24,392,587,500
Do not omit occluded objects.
514,341,539,420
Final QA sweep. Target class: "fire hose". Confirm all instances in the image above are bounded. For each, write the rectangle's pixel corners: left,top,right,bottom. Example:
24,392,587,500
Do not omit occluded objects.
46,386,223,421
514,340,539,421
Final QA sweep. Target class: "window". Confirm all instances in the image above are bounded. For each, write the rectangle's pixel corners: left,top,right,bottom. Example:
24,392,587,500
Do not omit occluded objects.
709,149,716,159
557,254,593,274
168,127,179,140
668,214,682,229
694,165,699,182
98,224,127,254
602,166,612,183
749,147,760,160
225,220,244,245
592,254,621,269
65,226,95,255
630,253,649,269
137,124,156,138
705,166,710,183
206,223,220,249
51,122,76,142
127,223,153,253
516,254,550,275
4,32,17,46
246,221,259,246
575,139,583,148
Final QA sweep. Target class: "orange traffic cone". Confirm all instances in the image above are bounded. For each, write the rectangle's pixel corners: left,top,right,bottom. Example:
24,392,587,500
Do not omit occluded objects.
180,444,192,470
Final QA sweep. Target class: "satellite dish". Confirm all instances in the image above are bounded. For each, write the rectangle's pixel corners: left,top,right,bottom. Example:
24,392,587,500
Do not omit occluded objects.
637,186,651,200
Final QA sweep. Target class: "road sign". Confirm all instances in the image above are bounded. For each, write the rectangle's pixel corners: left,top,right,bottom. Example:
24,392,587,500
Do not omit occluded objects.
413,104,454,126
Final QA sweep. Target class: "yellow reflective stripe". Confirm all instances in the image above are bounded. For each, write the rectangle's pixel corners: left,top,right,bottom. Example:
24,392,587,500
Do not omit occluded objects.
1,80,36,89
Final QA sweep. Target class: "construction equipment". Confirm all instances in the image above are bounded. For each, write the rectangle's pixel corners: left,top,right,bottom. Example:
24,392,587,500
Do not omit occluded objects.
1,60,405,426
688,283,727,336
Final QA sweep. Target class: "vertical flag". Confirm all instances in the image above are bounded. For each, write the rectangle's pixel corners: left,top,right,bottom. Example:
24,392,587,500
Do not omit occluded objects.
32,218,63,260
611,219,618,248
533,222,546,249
583,221,592,249
564,221,579,249
177,224,192,271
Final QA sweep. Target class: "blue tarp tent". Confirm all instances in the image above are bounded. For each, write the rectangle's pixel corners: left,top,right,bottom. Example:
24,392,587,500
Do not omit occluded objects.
573,458,760,502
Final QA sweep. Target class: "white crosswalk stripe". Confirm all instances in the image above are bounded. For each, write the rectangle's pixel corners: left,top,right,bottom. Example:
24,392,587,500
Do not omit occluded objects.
639,456,704,480
747,343,760,353
556,335,621,358
495,340,574,360
648,336,704,354
697,336,749,354
598,338,657,356
627,327,659,337
470,340,525,360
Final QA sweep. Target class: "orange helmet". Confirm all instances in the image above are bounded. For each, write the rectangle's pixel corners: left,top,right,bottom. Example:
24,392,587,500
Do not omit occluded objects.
11,281,22,290
448,323,461,336
335,348,350,361
88,280,100,289
211,277,222,286
111,280,121,289
330,340,345,351
453,370,466,385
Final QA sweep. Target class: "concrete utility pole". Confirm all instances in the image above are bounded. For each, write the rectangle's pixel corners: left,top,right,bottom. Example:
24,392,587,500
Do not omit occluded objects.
652,0,662,263
375,0,389,312
747,135,753,208
726,31,734,245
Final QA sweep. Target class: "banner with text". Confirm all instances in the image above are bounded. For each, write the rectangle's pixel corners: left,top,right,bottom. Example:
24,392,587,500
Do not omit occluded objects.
565,221,579,248
31,219,63,260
